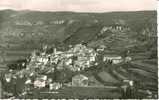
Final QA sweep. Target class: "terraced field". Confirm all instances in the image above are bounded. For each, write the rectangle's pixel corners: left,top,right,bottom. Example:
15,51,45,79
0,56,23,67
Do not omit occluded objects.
23,87,120,99
107,59,158,96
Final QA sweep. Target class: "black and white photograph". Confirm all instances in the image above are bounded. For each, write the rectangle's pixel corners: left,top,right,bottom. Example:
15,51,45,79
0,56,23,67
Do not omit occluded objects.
0,0,157,99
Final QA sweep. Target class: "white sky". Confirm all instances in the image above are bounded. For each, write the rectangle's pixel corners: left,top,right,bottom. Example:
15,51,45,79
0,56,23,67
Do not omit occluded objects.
0,0,157,12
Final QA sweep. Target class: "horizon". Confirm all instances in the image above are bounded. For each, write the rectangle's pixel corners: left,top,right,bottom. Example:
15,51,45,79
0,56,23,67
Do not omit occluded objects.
0,0,157,12
0,9,156,13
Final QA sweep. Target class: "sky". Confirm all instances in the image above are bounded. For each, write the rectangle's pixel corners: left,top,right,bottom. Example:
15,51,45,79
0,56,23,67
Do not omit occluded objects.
0,0,157,12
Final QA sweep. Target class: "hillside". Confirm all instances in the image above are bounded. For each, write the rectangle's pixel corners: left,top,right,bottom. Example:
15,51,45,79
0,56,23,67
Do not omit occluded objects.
0,10,156,63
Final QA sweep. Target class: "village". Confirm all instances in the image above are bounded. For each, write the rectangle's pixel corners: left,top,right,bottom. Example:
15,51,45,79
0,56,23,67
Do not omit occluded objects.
0,9,157,99
2,42,156,99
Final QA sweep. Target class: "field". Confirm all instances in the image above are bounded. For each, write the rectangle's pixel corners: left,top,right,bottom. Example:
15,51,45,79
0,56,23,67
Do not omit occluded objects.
24,87,121,99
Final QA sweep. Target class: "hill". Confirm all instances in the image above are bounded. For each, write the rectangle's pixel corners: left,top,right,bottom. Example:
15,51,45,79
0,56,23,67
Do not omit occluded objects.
0,10,157,63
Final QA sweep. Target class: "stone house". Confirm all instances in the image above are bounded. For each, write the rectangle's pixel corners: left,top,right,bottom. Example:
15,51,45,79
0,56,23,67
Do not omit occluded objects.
103,55,123,64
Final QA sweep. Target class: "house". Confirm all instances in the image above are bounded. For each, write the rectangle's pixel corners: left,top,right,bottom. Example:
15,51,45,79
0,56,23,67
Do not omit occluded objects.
72,74,88,87
49,82,62,90
89,56,96,62
53,20,65,25
4,73,12,83
123,80,134,86
103,55,123,64
96,45,106,52
65,58,72,66
25,79,32,84
33,75,47,88
100,24,130,34
34,79,46,88
125,56,132,63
